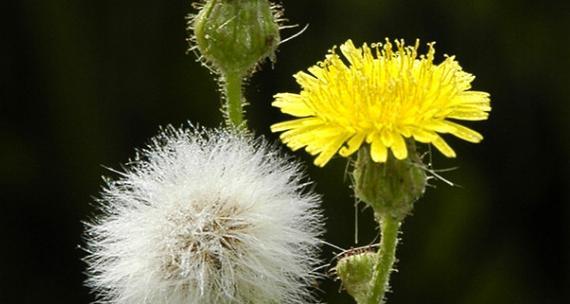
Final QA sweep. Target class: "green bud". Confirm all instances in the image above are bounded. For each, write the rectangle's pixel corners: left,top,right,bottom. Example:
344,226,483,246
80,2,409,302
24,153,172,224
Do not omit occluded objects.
353,142,427,220
192,0,281,76
336,251,377,304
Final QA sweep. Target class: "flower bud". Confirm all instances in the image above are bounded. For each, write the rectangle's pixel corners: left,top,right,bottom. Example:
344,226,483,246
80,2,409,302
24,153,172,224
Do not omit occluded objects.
336,250,376,303
353,142,427,220
192,0,280,76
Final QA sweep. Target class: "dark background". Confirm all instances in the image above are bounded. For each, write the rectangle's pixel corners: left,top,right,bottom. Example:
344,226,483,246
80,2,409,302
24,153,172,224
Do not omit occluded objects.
2,0,569,303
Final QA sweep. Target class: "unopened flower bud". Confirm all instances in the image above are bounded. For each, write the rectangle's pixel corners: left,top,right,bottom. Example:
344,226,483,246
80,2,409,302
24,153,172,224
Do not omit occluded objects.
336,250,376,304
353,142,427,220
192,0,280,76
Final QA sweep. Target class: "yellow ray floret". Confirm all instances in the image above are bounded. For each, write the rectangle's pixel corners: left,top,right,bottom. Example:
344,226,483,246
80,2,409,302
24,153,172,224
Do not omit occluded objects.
271,38,491,167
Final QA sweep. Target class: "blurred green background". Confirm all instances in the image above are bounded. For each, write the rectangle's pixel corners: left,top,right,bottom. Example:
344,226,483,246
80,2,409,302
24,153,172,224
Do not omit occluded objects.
2,0,569,303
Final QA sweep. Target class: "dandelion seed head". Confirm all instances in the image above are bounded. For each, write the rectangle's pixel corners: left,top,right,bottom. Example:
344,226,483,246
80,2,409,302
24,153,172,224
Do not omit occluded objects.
84,126,324,304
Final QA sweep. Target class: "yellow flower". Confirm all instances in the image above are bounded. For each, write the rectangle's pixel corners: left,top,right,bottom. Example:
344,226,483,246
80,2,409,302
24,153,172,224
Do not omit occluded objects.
271,39,491,167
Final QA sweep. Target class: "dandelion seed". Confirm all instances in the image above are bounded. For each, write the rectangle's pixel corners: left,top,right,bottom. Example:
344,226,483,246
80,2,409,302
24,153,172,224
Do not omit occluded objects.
271,39,491,167
84,126,324,304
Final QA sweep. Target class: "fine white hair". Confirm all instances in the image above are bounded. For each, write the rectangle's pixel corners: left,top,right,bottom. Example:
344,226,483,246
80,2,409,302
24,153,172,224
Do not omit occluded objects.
84,126,324,304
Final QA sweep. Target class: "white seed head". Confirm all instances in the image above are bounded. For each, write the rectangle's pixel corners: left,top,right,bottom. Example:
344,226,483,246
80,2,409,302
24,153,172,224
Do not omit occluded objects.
84,126,324,304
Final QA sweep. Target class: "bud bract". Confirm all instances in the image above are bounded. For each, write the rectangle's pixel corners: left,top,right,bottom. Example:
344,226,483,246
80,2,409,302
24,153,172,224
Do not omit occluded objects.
353,143,427,220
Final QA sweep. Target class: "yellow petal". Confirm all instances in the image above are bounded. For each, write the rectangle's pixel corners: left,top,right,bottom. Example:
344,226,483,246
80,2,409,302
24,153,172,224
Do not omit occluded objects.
458,91,491,104
282,138,307,151
313,133,352,167
411,128,437,143
447,110,489,121
305,143,323,155
391,133,408,160
307,65,327,81
279,125,323,151
276,120,328,151
271,118,322,132
432,135,456,158
279,125,321,143
381,129,394,147
424,120,453,133
370,134,388,162
399,126,413,137
452,101,491,112
294,71,319,88
442,121,483,143
273,93,314,116
339,133,365,157
300,126,346,156
340,40,362,67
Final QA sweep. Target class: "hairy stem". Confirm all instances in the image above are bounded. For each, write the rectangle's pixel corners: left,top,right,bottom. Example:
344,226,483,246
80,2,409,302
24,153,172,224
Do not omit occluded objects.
224,71,245,128
366,216,400,304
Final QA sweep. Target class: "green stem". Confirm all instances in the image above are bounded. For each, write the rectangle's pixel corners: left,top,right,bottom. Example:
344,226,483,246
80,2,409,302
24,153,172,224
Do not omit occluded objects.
366,216,401,304
224,71,245,128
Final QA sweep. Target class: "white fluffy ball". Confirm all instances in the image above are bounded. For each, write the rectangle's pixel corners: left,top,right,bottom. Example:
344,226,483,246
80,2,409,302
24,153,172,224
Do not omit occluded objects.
84,126,324,304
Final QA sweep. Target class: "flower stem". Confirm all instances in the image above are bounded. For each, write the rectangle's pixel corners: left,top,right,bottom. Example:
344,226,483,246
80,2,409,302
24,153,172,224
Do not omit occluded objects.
367,216,400,304
224,71,245,128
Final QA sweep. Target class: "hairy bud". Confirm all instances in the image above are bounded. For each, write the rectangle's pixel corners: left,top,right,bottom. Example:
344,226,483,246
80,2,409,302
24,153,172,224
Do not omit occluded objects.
336,250,376,304
192,0,280,76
